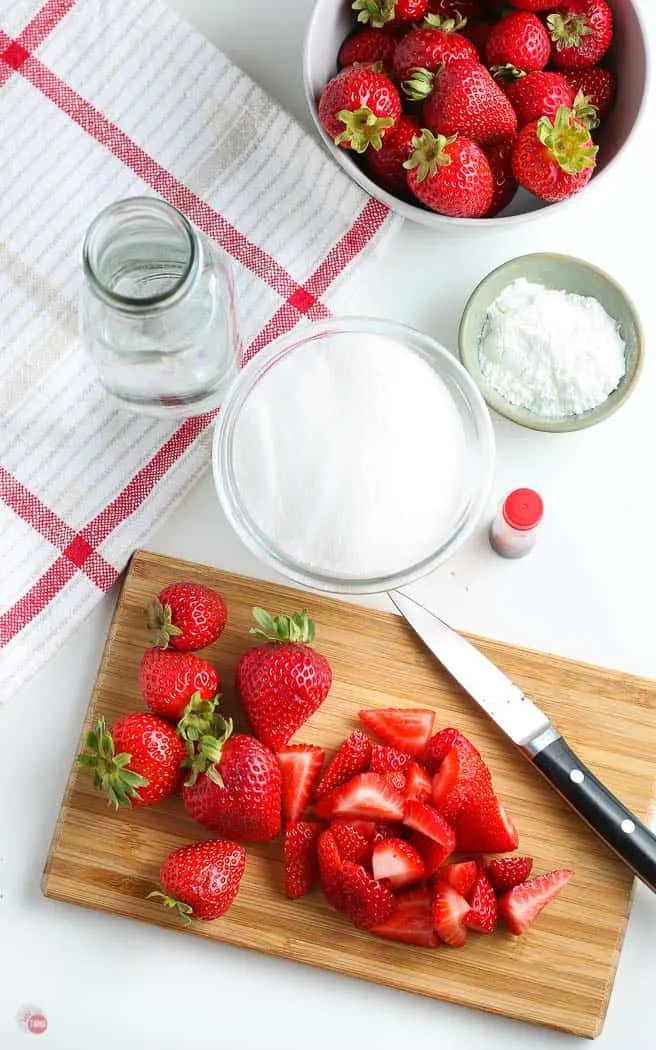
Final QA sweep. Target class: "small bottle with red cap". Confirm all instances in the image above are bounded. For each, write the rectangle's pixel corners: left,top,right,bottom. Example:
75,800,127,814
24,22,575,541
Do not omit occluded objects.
489,488,544,559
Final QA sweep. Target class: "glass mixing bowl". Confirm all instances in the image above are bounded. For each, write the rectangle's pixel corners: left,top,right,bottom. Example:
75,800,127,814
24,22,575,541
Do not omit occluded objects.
212,316,495,595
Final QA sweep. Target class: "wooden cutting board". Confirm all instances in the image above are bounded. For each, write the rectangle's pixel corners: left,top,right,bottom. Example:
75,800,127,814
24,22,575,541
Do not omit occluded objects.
43,550,656,1039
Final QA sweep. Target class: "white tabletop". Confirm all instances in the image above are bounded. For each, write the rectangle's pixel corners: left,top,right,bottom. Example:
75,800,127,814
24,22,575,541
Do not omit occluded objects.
3,1,656,1046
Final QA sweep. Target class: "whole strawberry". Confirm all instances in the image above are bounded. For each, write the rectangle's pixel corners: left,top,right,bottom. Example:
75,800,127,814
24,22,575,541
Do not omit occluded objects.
547,0,613,70
146,582,227,651
236,608,332,751
485,12,551,72
182,725,282,841
139,648,219,722
318,65,401,153
393,23,478,88
503,69,576,126
512,106,598,202
404,129,493,218
77,713,186,807
353,0,428,26
149,839,246,924
484,137,518,217
423,60,518,147
364,114,421,195
564,66,616,121
338,27,398,70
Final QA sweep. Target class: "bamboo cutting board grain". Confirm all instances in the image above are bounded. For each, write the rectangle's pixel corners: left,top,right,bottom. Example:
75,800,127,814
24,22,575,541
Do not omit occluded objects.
43,550,656,1038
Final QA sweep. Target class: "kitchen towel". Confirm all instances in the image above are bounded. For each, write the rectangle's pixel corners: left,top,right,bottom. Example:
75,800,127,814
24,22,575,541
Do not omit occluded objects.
0,0,400,693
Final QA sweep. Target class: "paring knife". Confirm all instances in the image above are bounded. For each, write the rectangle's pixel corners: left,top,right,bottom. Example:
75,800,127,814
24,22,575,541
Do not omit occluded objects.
389,590,656,894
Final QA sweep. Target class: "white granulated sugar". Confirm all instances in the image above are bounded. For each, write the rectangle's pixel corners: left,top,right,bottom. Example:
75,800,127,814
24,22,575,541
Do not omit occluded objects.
232,332,466,579
478,278,626,418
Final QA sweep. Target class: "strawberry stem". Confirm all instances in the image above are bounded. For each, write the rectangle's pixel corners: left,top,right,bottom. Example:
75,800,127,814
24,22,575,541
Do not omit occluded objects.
571,89,600,130
401,66,438,102
76,715,149,808
536,106,598,174
146,597,183,649
250,607,316,644
334,107,395,153
423,11,467,32
403,129,457,183
491,63,526,82
147,890,194,926
352,0,396,27
547,11,593,50
181,711,233,787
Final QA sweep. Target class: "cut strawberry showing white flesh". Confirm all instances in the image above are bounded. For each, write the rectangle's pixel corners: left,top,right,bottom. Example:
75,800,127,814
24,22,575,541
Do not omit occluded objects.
372,887,438,947
498,869,573,935
321,772,406,822
359,707,435,756
277,744,325,823
372,837,426,890
403,799,456,865
404,761,433,801
436,860,479,897
433,883,470,947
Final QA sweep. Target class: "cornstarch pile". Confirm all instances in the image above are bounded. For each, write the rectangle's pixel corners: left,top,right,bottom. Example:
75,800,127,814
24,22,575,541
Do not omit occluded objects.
232,332,466,579
478,278,626,418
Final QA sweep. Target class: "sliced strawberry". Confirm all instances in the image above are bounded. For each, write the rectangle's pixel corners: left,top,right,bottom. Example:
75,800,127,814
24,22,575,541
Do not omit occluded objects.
325,772,406,823
372,821,401,844
423,727,480,774
317,829,346,911
465,871,498,934
315,729,371,799
436,860,478,897
404,761,433,802
383,771,407,793
499,869,573,935
340,861,396,930
331,820,373,866
371,837,426,890
359,708,435,757
431,746,493,823
431,748,459,802
403,799,456,862
408,831,452,876
487,855,534,894
284,821,321,899
433,884,470,947
455,794,519,853
370,744,413,774
372,887,438,947
277,744,325,823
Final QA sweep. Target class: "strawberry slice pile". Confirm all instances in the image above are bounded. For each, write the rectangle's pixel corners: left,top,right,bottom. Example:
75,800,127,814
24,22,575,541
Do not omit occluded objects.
278,707,574,947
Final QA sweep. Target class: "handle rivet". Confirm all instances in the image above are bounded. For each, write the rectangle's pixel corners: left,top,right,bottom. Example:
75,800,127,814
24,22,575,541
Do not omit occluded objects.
569,769,584,784
621,819,636,834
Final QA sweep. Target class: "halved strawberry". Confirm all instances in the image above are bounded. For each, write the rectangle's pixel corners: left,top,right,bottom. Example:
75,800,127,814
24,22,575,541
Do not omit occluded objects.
404,761,433,802
465,870,498,934
315,729,371,799
455,794,519,853
317,829,346,911
499,869,573,935
370,744,413,774
436,860,478,897
371,837,426,890
431,745,493,823
403,799,456,864
433,883,470,947
372,887,438,947
431,748,459,802
284,821,321,899
323,772,406,822
359,708,435,757
340,861,396,930
423,727,480,773
383,771,408,793
487,855,534,894
277,744,325,823
331,820,373,865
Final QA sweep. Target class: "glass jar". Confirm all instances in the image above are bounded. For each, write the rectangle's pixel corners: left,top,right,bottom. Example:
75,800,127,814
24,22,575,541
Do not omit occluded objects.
79,197,239,417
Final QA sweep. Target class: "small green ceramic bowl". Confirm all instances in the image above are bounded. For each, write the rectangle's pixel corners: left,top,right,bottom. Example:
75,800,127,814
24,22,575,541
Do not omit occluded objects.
458,253,643,433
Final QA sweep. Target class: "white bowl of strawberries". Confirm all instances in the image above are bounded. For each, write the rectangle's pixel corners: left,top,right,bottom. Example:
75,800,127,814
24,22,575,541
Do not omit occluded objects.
304,0,648,224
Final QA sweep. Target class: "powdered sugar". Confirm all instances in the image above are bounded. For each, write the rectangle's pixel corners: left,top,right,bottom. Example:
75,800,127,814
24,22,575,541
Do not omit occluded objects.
478,278,626,418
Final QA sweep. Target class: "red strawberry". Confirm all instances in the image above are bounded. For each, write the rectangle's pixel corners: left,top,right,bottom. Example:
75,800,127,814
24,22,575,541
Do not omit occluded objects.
317,829,346,911
146,582,227,651
340,861,396,929
139,648,219,722
370,743,414,774
455,793,519,853
318,64,401,153
182,728,282,842
465,870,498,933
511,107,597,202
485,12,551,72
383,771,408,793
235,608,332,752
423,728,480,773
564,66,616,121
393,25,478,88
403,799,456,864
277,744,325,822
372,886,438,946
487,855,534,893
352,0,428,26
430,744,492,823
358,707,435,757
499,869,574,934
408,831,449,876
315,729,372,799
433,883,470,946
423,60,518,147
331,820,373,865
338,27,399,70
508,0,556,9
547,0,613,69
404,761,433,801
463,20,493,56
77,713,186,808
284,821,321,899
372,837,426,889
503,69,576,125
364,115,421,196
484,137,518,216
437,860,478,896
371,821,401,844
428,0,484,18
149,840,245,924
319,772,406,822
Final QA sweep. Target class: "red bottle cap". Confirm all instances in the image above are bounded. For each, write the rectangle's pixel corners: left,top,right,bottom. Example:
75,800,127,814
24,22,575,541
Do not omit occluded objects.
502,489,544,531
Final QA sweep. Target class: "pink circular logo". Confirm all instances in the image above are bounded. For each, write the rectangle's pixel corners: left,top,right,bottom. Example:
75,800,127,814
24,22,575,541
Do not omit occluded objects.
27,1014,48,1035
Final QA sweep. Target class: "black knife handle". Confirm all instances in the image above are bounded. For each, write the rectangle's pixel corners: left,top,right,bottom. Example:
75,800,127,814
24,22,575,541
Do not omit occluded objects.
532,736,656,892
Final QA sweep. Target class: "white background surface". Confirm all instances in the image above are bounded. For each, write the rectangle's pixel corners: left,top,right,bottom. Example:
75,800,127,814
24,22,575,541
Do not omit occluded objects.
2,1,656,1047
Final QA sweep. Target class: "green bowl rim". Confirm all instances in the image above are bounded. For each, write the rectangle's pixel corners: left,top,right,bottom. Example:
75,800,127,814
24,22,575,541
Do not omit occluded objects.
458,252,644,434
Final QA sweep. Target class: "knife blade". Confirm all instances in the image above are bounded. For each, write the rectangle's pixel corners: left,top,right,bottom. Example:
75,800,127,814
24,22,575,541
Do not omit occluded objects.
389,589,656,894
